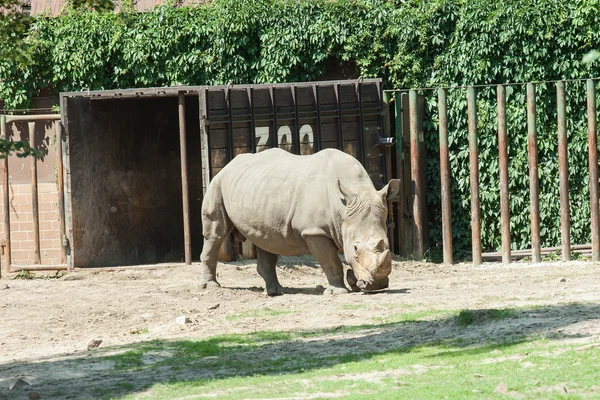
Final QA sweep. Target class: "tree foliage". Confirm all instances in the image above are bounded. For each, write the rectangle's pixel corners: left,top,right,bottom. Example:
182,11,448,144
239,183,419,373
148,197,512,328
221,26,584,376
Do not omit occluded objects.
3,0,600,256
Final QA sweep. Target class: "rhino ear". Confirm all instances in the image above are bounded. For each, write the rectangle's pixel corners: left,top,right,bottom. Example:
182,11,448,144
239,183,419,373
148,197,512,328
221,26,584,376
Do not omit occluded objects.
337,179,355,205
379,179,401,201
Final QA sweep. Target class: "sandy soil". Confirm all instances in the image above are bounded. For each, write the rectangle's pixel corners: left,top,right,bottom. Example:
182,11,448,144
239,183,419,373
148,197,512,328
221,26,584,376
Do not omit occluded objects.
1,256,600,398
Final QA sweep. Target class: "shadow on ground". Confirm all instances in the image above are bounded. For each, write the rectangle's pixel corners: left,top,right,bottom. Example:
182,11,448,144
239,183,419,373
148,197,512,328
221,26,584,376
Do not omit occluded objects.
1,302,599,399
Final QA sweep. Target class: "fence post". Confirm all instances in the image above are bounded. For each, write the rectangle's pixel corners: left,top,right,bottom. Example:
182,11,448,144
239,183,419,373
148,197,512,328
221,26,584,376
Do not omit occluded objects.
438,88,452,264
556,81,571,261
178,92,192,265
1,116,10,274
409,89,424,260
467,86,482,266
527,83,541,263
587,79,600,262
29,121,41,265
497,85,511,264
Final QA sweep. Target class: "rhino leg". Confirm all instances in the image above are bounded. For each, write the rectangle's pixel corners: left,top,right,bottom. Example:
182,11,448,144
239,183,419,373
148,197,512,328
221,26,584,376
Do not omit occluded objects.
256,247,284,296
306,237,349,295
199,237,226,289
199,184,233,289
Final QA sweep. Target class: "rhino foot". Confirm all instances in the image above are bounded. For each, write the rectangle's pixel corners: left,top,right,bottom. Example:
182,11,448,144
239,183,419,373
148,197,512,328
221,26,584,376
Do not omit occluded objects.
198,280,221,290
346,269,361,292
265,283,284,297
323,286,350,295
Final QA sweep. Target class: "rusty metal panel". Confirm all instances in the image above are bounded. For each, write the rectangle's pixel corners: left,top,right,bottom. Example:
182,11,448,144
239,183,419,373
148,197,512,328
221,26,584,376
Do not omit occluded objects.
61,79,387,267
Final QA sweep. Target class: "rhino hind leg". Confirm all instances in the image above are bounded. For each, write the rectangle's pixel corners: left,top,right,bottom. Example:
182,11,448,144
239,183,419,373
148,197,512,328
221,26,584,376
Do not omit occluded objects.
198,237,226,289
199,183,234,290
305,237,349,295
256,247,284,296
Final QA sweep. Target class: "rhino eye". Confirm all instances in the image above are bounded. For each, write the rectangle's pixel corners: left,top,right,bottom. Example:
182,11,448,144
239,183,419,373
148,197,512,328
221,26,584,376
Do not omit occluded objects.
353,243,359,260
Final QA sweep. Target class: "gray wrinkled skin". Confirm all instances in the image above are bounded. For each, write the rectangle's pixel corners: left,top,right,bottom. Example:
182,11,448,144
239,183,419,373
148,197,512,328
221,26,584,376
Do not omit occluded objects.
199,148,400,296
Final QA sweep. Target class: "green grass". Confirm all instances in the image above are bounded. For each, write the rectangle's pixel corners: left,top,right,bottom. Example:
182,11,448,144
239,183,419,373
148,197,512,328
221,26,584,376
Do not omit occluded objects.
226,307,294,321
457,309,517,327
66,304,600,399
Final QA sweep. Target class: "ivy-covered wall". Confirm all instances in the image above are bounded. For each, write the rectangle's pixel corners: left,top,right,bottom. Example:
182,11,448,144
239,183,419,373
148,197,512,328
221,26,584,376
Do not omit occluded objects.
3,0,600,259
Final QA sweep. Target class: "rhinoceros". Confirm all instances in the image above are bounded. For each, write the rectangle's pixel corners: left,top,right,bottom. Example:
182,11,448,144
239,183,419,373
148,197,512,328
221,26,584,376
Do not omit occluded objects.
199,148,400,295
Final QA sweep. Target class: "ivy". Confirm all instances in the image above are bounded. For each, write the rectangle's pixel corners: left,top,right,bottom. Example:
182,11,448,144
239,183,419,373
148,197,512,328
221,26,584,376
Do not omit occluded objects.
3,0,600,257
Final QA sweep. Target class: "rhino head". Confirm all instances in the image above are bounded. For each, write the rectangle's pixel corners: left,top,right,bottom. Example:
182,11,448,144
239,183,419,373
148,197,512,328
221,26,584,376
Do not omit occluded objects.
338,179,401,292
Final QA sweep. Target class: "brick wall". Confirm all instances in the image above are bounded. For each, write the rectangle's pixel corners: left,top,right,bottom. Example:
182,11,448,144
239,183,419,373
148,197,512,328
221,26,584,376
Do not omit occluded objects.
0,183,62,266
0,113,63,267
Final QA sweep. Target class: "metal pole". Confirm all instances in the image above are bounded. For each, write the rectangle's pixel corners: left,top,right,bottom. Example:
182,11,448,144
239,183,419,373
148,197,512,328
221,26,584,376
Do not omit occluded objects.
497,85,511,264
557,81,571,261
199,88,211,194
409,89,423,260
314,85,322,152
335,84,344,151
29,121,41,265
178,92,192,265
247,87,256,153
467,86,482,266
588,79,600,262
527,83,541,263
1,116,11,273
56,122,67,265
438,88,452,264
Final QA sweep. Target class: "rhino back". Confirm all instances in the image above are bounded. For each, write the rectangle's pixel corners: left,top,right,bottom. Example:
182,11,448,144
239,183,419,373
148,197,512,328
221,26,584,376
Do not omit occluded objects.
210,148,371,255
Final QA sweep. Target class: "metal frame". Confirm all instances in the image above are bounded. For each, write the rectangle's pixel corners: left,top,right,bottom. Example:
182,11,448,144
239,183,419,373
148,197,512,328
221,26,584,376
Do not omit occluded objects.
0,113,67,274
384,77,600,265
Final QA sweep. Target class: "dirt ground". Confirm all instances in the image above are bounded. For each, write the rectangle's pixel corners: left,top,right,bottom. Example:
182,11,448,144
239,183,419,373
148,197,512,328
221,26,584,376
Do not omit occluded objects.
1,256,600,398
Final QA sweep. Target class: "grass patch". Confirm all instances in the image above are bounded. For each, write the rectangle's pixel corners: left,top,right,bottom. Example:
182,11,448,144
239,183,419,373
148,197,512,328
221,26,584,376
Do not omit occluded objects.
68,303,600,399
457,309,517,326
372,309,455,324
226,307,294,321
107,350,145,370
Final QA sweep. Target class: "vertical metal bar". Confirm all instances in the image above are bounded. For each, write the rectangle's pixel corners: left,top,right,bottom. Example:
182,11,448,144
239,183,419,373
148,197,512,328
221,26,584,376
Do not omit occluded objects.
527,83,541,263
199,88,211,193
178,92,192,265
557,81,571,261
335,83,344,151
29,121,41,265
394,92,403,162
247,87,256,153
1,116,11,272
270,87,278,148
438,88,453,264
497,85,511,264
56,121,67,265
292,85,300,154
467,86,482,266
588,79,600,261
409,89,423,260
356,80,366,165
383,90,395,254
226,87,234,161
313,85,322,152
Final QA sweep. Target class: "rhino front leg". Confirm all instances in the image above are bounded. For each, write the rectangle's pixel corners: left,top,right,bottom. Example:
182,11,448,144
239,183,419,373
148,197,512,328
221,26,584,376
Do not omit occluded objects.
256,247,284,296
306,236,349,295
